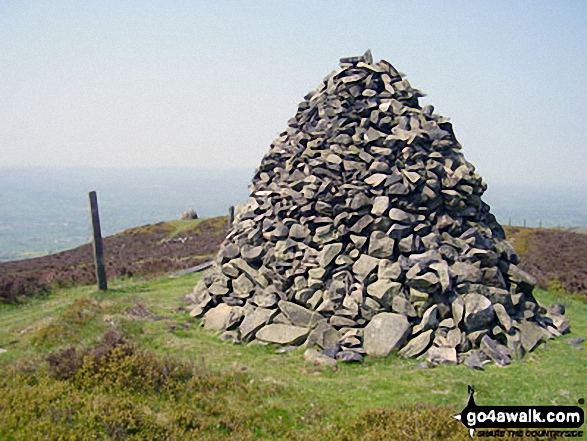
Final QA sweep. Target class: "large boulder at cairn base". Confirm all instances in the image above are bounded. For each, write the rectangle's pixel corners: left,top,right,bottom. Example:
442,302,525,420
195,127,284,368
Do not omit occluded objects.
187,50,568,367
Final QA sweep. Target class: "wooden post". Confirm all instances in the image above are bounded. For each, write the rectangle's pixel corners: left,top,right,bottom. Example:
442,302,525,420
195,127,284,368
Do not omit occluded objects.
89,191,107,290
228,205,235,228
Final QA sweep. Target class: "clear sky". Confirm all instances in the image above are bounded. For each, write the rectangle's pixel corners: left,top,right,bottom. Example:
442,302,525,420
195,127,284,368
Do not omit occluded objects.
1,1,586,188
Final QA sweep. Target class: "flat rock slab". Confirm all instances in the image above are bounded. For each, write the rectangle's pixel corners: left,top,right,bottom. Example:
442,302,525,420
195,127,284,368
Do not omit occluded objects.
363,313,411,356
462,352,487,370
398,329,433,358
336,350,364,363
203,304,242,331
304,348,338,368
464,293,495,331
279,300,325,328
239,308,278,341
519,320,544,352
257,324,310,345
427,346,457,365
480,335,511,367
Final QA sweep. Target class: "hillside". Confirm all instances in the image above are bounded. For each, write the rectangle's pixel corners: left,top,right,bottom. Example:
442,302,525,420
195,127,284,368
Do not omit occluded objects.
2,221,586,304
0,217,227,303
0,222,586,439
504,226,587,299
1,272,585,440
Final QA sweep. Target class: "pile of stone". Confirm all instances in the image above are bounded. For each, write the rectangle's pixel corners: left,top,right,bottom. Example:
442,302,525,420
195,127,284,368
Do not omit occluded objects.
186,51,569,369
179,209,199,220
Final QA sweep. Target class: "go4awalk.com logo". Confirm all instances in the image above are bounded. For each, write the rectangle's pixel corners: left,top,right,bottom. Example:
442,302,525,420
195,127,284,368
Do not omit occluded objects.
452,386,585,438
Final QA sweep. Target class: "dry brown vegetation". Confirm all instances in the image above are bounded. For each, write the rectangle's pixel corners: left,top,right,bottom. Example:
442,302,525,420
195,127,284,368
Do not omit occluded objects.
0,217,227,303
3,220,586,304
505,226,587,299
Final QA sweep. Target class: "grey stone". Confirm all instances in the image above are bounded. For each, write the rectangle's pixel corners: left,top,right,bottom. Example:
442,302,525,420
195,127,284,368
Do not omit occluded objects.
279,300,325,328
350,193,371,210
480,335,511,367
239,308,278,341
451,296,465,327
367,279,401,305
322,342,341,358
378,260,402,280
274,345,298,354
506,331,524,360
231,258,268,288
463,294,495,331
252,291,278,308
221,263,240,278
289,223,311,240
519,320,544,352
352,254,380,281
566,337,584,346
548,313,570,334
203,304,243,331
305,321,340,349
388,208,415,224
506,263,537,288
463,352,485,370
336,350,364,363
209,282,229,296
270,312,291,325
450,262,483,284
413,305,439,334
548,303,565,315
241,245,264,261
329,316,357,328
233,273,254,297
363,313,411,356
221,244,240,261
398,329,433,358
391,296,417,318
350,234,367,249
365,173,387,186
304,349,337,368
493,303,513,332
219,330,241,344
368,231,395,258
256,324,310,345
319,243,343,267
188,283,212,317
408,271,440,292
426,346,457,365
350,215,374,233
371,196,390,216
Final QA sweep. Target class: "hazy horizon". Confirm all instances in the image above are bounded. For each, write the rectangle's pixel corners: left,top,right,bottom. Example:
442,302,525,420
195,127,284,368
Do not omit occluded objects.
1,165,586,262
1,1,586,189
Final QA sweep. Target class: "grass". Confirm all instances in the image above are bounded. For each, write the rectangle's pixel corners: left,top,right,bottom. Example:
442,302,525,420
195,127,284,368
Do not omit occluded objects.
1,273,585,440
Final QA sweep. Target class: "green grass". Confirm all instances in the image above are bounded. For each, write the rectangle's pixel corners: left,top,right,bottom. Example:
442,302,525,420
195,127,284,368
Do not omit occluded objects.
1,274,585,440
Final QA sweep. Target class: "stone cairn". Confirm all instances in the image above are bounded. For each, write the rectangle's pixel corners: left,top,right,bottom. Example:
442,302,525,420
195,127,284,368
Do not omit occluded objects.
187,51,569,369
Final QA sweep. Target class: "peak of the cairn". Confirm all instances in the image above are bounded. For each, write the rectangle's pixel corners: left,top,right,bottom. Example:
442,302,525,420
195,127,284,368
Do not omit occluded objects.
186,52,568,368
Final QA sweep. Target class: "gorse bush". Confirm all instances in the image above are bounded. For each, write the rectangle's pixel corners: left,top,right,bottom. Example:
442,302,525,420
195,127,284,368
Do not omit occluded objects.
34,297,105,346
1,330,283,440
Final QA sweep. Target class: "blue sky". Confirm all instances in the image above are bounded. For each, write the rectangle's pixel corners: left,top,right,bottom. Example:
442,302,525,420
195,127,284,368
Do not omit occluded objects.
1,1,586,188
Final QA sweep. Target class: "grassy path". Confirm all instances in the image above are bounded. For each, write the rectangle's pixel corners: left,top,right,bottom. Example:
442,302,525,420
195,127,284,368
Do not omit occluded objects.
1,274,585,439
